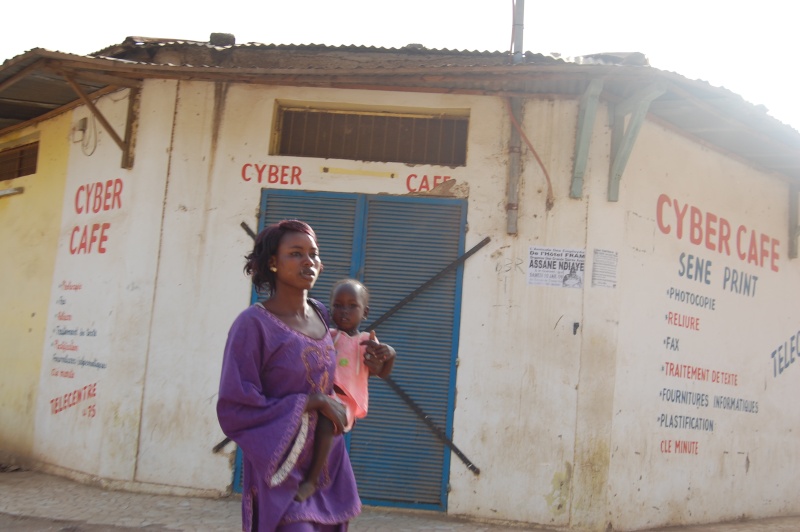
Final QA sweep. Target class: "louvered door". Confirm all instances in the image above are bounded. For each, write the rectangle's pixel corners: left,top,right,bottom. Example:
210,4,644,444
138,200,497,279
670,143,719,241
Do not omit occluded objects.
233,189,466,511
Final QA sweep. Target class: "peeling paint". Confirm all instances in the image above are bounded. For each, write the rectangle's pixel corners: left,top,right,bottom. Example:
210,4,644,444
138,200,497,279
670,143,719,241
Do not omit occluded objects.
408,177,469,197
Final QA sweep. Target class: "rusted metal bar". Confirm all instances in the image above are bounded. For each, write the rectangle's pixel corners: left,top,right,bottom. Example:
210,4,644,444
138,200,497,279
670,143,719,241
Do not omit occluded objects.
364,236,490,331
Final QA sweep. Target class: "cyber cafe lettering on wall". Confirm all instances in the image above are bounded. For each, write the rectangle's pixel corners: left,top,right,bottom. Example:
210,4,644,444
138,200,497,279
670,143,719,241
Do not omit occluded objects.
69,178,124,255
656,193,780,299
239,161,453,193
656,193,780,271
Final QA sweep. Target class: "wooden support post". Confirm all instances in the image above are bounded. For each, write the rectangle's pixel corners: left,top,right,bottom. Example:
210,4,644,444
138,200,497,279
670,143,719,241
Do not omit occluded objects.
62,73,126,152
608,84,665,201
121,87,141,169
62,72,139,169
570,79,603,199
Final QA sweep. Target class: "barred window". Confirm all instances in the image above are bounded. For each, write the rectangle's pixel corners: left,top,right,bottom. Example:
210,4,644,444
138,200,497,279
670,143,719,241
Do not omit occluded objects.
0,142,38,181
274,107,468,167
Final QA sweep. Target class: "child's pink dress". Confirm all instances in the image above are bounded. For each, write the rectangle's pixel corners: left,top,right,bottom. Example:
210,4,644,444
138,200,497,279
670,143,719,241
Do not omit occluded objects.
331,329,371,432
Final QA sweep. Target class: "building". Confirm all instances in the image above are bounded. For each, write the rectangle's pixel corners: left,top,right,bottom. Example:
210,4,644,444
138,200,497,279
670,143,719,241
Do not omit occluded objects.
2,34,799,531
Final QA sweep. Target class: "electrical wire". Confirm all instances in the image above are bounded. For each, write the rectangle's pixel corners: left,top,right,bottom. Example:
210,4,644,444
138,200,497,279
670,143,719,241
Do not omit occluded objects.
81,113,97,156
505,98,555,211
109,87,130,102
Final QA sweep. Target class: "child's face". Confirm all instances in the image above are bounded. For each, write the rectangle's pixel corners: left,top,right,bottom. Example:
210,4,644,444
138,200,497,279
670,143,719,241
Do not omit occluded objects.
331,283,368,334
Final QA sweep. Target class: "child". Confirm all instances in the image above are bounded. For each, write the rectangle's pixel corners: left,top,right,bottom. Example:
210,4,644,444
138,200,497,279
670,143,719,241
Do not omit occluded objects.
295,278,396,502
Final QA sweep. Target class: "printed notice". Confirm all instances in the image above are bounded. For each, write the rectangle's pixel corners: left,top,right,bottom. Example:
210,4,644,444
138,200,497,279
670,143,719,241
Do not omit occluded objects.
528,247,585,288
591,248,618,288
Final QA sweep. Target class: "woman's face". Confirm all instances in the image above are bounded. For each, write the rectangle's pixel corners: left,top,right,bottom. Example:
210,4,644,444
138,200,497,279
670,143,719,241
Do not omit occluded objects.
270,231,322,292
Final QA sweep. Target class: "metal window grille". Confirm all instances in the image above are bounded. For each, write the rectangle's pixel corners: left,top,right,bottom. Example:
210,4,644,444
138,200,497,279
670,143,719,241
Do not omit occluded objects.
0,142,38,181
275,108,468,167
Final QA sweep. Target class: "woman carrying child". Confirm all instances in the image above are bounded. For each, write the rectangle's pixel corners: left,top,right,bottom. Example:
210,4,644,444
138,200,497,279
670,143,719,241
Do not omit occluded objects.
217,220,360,532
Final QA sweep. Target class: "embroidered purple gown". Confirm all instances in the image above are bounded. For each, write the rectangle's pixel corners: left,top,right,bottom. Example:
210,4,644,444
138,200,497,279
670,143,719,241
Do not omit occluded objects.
217,303,361,531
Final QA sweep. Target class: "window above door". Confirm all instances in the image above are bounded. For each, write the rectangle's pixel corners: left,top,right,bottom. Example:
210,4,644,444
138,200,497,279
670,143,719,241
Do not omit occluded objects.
271,102,469,167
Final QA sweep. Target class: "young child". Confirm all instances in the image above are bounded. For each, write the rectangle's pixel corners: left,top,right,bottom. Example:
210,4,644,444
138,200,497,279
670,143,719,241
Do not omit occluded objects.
295,278,396,502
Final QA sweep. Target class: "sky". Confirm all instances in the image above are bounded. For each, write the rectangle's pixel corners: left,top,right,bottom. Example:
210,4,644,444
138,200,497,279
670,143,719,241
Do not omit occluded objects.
4,0,798,131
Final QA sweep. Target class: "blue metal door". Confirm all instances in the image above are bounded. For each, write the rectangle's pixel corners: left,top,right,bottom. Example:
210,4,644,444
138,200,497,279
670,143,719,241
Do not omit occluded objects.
233,189,466,511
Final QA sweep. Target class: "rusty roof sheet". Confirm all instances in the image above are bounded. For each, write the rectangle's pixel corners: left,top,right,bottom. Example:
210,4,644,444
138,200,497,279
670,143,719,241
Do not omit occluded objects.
89,37,564,72
92,36,531,57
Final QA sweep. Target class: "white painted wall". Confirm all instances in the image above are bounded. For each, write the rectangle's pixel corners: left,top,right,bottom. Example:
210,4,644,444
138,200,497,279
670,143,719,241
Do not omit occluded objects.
134,81,491,491
34,85,172,482
448,98,588,528
606,120,800,530
31,76,800,529
134,80,241,490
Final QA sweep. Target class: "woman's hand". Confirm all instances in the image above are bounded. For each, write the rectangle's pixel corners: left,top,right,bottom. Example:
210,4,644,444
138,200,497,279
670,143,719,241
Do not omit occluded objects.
307,393,347,434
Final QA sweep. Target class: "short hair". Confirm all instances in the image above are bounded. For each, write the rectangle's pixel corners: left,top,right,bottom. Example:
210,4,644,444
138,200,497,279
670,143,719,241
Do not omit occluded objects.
244,219,318,294
330,278,369,306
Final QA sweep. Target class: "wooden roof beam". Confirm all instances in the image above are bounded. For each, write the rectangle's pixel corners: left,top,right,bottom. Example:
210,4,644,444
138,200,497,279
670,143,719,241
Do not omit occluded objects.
0,59,48,93
0,97,60,110
0,85,119,137
61,71,137,169
570,78,603,199
55,66,143,89
608,84,665,201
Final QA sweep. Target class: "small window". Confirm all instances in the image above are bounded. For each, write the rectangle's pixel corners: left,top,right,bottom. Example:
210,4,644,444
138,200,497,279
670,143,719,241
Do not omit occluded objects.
0,142,38,181
274,107,468,167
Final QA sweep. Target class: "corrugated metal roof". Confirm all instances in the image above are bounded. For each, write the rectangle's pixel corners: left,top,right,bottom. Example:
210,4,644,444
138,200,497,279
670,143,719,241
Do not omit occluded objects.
91,36,529,58
0,50,141,131
89,37,563,72
1,36,799,183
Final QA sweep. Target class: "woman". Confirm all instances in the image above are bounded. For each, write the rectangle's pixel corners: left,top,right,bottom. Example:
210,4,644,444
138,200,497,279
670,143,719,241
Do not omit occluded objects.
217,219,361,531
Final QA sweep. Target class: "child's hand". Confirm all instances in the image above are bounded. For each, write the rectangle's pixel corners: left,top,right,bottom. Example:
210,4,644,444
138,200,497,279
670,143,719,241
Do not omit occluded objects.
361,330,394,362
361,331,396,378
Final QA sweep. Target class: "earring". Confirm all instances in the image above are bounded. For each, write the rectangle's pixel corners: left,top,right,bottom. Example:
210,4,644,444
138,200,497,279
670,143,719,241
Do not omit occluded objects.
270,266,277,272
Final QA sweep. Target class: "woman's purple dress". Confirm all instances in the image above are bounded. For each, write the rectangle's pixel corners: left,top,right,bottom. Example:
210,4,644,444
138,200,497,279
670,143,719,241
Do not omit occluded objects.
217,303,361,531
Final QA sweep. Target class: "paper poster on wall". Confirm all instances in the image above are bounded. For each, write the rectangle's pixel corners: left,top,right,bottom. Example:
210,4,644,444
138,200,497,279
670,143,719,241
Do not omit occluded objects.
528,246,585,288
591,248,618,288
